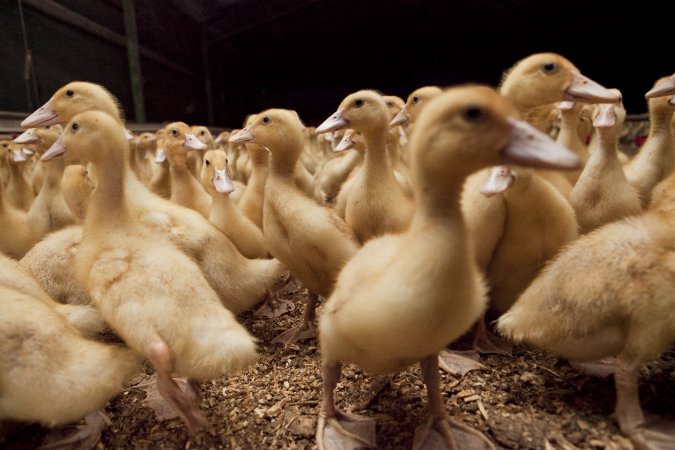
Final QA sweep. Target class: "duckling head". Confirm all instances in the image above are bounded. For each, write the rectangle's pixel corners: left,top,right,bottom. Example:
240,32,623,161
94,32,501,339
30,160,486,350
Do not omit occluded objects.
645,73,675,99
14,125,63,154
592,89,626,129
409,85,581,190
191,125,215,149
22,82,124,129
500,53,620,110
136,132,157,152
163,122,207,164
41,111,128,164
316,90,389,135
229,109,305,157
335,129,366,153
390,85,443,127
201,150,235,196
383,95,405,119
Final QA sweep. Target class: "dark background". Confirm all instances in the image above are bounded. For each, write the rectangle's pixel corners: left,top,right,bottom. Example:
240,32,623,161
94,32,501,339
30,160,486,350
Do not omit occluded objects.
0,0,669,128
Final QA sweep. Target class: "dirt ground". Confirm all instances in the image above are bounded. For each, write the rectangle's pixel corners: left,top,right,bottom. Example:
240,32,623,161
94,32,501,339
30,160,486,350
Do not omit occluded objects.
3,281,674,450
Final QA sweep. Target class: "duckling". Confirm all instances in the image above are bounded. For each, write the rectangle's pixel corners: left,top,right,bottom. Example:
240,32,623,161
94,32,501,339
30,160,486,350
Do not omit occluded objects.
237,115,270,229
200,149,267,259
0,165,39,259
556,101,589,184
188,125,215,179
21,81,285,317
0,275,140,448
14,126,76,239
624,75,675,208
383,95,413,197
570,97,642,233
133,132,156,183
42,110,258,435
317,90,414,244
61,165,94,223
497,184,675,450
314,130,364,205
390,86,443,167
230,109,360,345
4,143,36,211
164,122,211,218
332,130,366,218
148,129,172,198
317,85,580,450
214,130,230,149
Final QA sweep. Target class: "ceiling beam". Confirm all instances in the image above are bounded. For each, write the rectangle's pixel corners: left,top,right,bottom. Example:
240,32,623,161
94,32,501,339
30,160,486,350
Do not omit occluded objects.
22,0,200,80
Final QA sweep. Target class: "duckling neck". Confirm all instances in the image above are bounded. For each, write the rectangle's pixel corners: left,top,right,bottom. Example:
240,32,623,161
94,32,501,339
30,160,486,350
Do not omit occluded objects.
648,107,674,137
560,108,582,137
269,139,302,177
596,126,619,152
363,130,394,174
413,175,464,220
87,152,132,230
42,158,66,188
247,144,269,167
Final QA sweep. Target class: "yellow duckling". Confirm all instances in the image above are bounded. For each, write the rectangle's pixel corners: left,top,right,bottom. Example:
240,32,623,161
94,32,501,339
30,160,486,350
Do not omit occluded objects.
133,131,156,183
498,178,675,450
556,101,590,184
332,129,366,218
570,96,642,233
317,85,580,450
238,116,270,229
200,149,267,259
148,129,172,199
21,81,285,317
624,75,675,208
384,94,413,196
389,85,443,127
4,143,36,211
317,90,414,244
61,164,94,223
1,277,139,448
14,126,76,239
163,122,212,218
230,109,360,345
188,125,215,179
314,129,363,205
42,110,258,435
0,164,39,259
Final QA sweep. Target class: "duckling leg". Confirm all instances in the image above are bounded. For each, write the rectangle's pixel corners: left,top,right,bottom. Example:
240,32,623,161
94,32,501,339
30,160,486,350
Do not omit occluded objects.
39,409,110,450
254,288,294,319
316,362,377,450
146,341,208,436
615,354,675,450
414,355,494,450
570,357,616,378
271,291,318,345
472,318,512,356
186,379,202,403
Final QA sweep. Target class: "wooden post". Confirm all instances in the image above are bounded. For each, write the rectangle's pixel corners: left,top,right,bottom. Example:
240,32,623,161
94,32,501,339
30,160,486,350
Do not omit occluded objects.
122,0,145,122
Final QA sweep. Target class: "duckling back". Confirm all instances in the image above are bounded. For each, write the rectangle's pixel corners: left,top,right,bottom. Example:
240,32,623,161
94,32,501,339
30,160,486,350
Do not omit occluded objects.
0,286,140,426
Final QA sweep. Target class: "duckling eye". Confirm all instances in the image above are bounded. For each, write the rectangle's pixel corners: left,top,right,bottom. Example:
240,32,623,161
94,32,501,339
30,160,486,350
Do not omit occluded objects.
412,96,420,104
262,116,270,125
45,126,50,129
463,106,485,122
205,159,210,167
386,101,392,107
542,63,557,74
66,89,74,97
354,99,364,108
171,129,178,137
71,122,79,132
200,131,205,136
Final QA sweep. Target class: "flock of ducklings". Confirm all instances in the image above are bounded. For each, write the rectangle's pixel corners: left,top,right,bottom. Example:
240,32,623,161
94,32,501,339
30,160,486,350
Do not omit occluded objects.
1,52,674,450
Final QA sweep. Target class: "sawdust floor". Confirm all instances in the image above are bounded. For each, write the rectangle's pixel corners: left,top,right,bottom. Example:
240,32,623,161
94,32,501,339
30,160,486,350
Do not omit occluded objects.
4,281,674,449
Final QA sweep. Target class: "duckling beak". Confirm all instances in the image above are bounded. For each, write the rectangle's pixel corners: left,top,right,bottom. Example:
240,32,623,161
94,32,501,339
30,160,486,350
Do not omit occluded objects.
212,168,236,194
22,99,59,128
11,149,27,162
593,104,616,128
125,129,135,140
335,133,354,152
502,118,581,170
214,134,223,144
229,128,255,144
389,107,410,127
41,135,66,161
645,75,675,98
155,148,166,163
557,101,575,111
564,73,620,104
316,109,348,134
183,133,207,150
21,147,35,156
480,166,514,197
13,129,39,144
